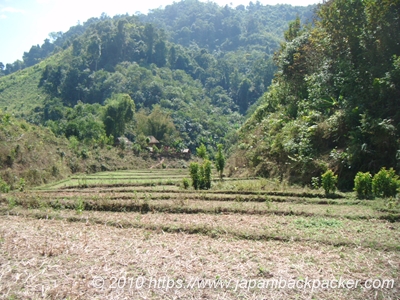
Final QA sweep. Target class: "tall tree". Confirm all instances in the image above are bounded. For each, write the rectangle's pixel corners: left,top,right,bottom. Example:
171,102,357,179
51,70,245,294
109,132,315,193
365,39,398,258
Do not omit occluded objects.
103,94,135,139
215,144,225,180
144,23,155,64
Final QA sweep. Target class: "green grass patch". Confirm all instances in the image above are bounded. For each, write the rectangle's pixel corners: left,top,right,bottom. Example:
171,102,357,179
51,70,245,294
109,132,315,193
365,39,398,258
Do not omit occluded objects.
294,217,342,228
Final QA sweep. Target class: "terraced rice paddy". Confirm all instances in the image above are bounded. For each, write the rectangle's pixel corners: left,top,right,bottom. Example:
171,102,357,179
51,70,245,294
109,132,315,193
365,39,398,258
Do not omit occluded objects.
0,169,399,299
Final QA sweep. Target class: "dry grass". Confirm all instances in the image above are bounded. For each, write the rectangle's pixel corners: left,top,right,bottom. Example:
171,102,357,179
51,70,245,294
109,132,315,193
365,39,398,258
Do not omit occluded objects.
3,192,393,222
1,170,399,299
2,206,399,251
0,214,398,299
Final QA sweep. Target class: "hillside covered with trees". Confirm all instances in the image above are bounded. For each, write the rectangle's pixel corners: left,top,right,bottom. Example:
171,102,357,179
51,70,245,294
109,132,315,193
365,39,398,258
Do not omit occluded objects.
0,1,313,155
232,0,400,189
3,0,399,192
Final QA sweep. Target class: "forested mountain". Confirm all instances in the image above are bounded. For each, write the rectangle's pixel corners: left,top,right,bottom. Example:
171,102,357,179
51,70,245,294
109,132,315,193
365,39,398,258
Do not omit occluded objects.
0,0,313,155
139,0,314,52
1,0,399,191
232,0,400,189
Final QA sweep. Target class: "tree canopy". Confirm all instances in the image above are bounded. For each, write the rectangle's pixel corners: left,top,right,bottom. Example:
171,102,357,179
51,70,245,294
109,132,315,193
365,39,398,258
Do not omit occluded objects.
234,0,400,189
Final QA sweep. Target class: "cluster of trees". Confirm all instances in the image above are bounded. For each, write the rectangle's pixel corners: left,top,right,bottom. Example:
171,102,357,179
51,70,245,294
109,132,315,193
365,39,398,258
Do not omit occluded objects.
35,12,276,115
235,0,400,189
315,166,399,199
1,1,316,162
34,2,310,151
188,143,225,190
44,94,181,154
140,0,314,52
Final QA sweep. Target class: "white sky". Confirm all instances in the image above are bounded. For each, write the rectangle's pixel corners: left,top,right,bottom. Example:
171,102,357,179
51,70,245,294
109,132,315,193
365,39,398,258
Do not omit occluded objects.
0,0,320,65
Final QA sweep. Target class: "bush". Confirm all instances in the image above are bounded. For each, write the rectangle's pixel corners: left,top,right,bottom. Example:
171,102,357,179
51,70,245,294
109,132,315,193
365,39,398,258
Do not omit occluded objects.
189,162,200,190
354,171,373,199
196,143,208,159
215,144,225,180
80,148,89,159
189,160,212,190
372,167,399,198
18,178,26,192
0,177,10,193
311,176,320,189
182,178,190,189
203,159,212,189
321,169,338,195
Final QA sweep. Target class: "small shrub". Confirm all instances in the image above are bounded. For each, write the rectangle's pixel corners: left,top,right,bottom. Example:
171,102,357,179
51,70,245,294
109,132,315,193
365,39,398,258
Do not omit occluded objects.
7,197,16,208
75,197,85,214
51,165,59,177
18,178,26,192
215,144,225,180
321,169,338,195
354,171,373,199
162,163,167,169
199,164,205,189
203,159,212,189
68,136,79,152
182,178,190,189
196,143,208,159
0,177,10,193
189,163,200,190
311,176,320,189
372,167,399,198
80,149,89,159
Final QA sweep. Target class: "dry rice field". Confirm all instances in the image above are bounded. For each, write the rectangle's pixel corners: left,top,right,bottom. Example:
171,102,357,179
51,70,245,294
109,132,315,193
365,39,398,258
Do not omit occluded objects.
0,169,399,299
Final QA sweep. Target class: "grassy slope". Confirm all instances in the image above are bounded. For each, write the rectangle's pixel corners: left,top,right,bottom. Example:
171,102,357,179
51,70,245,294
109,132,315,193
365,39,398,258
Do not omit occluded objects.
0,60,51,118
0,112,157,189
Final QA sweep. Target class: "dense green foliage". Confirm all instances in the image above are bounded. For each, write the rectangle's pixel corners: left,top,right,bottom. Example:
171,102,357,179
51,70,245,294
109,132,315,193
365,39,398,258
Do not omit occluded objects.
196,143,208,160
189,162,200,190
1,1,313,155
182,177,190,189
372,168,399,198
103,94,135,139
321,169,338,195
189,160,212,190
215,144,225,180
0,177,10,193
134,105,179,145
354,171,373,199
140,1,314,53
234,0,400,189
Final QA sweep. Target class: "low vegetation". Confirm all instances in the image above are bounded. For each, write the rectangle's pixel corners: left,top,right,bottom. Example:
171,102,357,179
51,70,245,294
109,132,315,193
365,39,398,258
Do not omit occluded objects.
0,111,156,190
0,168,398,298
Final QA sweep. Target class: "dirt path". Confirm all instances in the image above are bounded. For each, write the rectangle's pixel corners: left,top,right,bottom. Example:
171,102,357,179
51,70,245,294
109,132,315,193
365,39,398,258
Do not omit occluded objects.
150,157,165,169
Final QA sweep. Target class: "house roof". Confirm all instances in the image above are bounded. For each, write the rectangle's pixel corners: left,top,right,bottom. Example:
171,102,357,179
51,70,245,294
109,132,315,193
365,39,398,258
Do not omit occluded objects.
117,136,132,144
148,136,160,144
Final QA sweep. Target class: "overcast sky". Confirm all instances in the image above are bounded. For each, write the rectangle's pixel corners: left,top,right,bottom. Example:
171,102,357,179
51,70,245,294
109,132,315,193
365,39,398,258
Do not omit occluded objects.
0,0,320,65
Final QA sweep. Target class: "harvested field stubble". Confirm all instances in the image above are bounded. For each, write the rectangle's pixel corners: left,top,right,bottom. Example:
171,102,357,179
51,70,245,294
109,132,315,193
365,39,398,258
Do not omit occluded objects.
0,215,398,299
1,170,399,299
2,207,400,251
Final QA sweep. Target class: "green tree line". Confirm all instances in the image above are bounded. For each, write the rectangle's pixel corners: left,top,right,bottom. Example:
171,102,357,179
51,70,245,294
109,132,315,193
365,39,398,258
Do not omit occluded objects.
235,0,400,189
